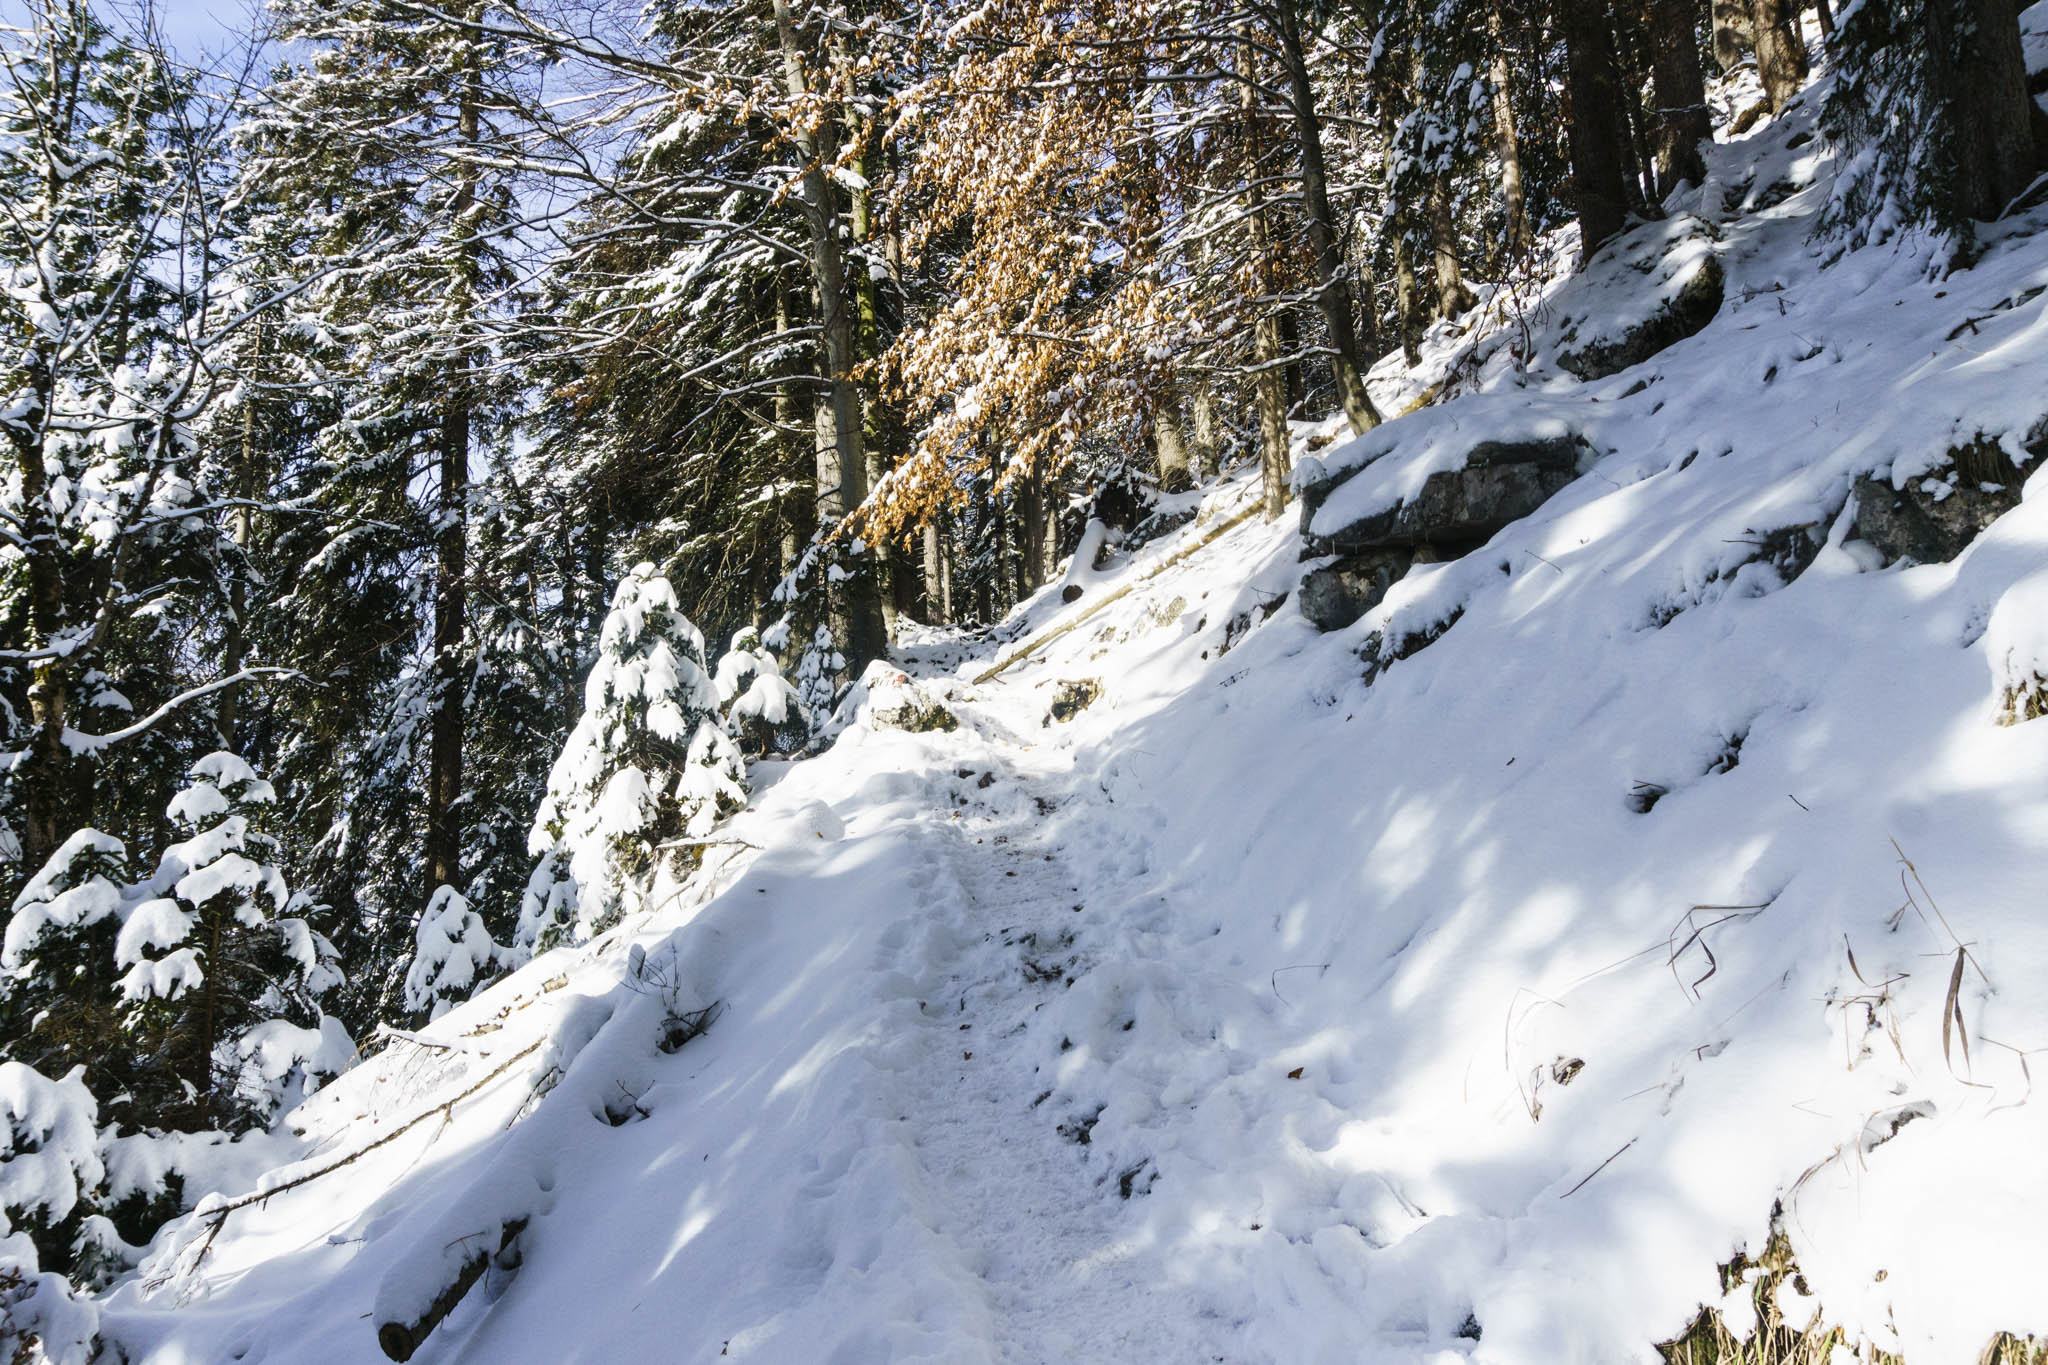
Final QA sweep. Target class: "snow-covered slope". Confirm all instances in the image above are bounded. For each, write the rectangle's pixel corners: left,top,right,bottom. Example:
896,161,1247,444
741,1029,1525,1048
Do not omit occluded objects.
98,70,2048,1365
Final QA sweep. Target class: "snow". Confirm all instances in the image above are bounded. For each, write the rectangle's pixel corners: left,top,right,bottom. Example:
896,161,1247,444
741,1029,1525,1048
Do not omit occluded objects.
403,887,503,1019
3,829,127,970
173,849,286,914
80,58,2048,1365
0,1063,104,1225
116,946,203,1003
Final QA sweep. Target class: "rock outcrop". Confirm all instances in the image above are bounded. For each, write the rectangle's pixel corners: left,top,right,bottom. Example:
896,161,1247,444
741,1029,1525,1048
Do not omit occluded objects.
1853,439,2029,566
1554,220,1724,381
1302,434,1591,559
1299,550,1415,632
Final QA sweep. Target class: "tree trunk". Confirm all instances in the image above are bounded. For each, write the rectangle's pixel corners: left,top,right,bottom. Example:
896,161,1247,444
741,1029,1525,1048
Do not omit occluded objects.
181,907,224,1126
425,41,478,907
12,380,71,875
1812,0,1833,36
1488,3,1528,262
1645,0,1712,190
425,397,468,903
1613,7,1662,208
921,522,948,624
1154,400,1192,491
1712,0,1751,72
1244,31,1296,515
219,333,260,751
773,276,815,590
1562,0,1634,260
1268,0,1384,434
773,0,887,673
1015,469,1045,596
1937,0,2042,221
1748,0,1808,111
1390,227,1422,364
846,112,903,638
1254,336,1291,520
1429,179,1476,317
1190,381,1222,482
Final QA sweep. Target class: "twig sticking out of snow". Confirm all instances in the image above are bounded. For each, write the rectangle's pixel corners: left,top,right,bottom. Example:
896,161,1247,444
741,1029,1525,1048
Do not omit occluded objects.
1558,1137,1637,1198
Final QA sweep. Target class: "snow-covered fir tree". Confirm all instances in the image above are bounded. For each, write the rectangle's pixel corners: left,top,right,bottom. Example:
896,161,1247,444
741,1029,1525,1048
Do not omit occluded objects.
789,623,848,726
400,886,501,1022
117,754,347,1129
0,831,130,1091
0,1061,105,1342
517,565,746,959
714,627,809,755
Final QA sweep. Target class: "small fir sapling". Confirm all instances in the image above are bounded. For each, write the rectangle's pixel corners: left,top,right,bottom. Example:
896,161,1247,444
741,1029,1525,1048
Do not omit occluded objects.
515,565,747,961
118,754,349,1128
713,625,809,755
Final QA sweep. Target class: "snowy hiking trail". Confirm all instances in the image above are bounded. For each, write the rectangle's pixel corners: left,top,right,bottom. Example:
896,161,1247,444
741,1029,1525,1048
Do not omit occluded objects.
881,717,1234,1363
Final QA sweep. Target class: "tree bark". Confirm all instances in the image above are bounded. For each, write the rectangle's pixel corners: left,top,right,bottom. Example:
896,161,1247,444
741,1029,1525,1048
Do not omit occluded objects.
1811,0,1833,36
1936,0,2042,221
1190,381,1222,482
1429,179,1476,317
1254,337,1291,520
1488,2,1528,262
921,522,949,624
1268,0,1383,434
1645,0,1711,190
12,354,71,875
773,0,886,675
424,34,478,907
425,397,468,903
1153,400,1193,491
1562,0,1634,260
1748,0,1808,112
1014,468,1045,596
1711,0,1752,72
1243,31,1295,516
219,327,262,751
844,103,906,638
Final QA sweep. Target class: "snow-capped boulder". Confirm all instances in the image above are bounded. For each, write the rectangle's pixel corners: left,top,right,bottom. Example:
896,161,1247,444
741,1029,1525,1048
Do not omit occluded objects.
1302,433,1591,558
851,663,960,733
1555,216,1725,380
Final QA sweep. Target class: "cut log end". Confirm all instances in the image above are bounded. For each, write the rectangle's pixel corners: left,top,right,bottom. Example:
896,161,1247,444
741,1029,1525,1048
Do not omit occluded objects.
376,1217,529,1362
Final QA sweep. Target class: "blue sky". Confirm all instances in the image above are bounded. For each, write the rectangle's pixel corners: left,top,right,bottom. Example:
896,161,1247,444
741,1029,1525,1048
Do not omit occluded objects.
152,0,257,55
0,0,261,58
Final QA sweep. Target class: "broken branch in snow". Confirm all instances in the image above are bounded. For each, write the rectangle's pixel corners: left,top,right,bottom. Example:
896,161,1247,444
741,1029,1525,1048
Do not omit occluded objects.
655,835,762,852
163,1036,547,1279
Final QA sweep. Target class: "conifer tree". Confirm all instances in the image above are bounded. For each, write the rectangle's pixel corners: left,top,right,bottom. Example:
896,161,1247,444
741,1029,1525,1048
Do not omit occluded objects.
715,627,809,755
0,1059,106,1323
0,0,273,885
117,753,344,1128
518,565,746,958
1823,0,2044,247
0,832,130,1091
401,885,501,1021
248,0,536,941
